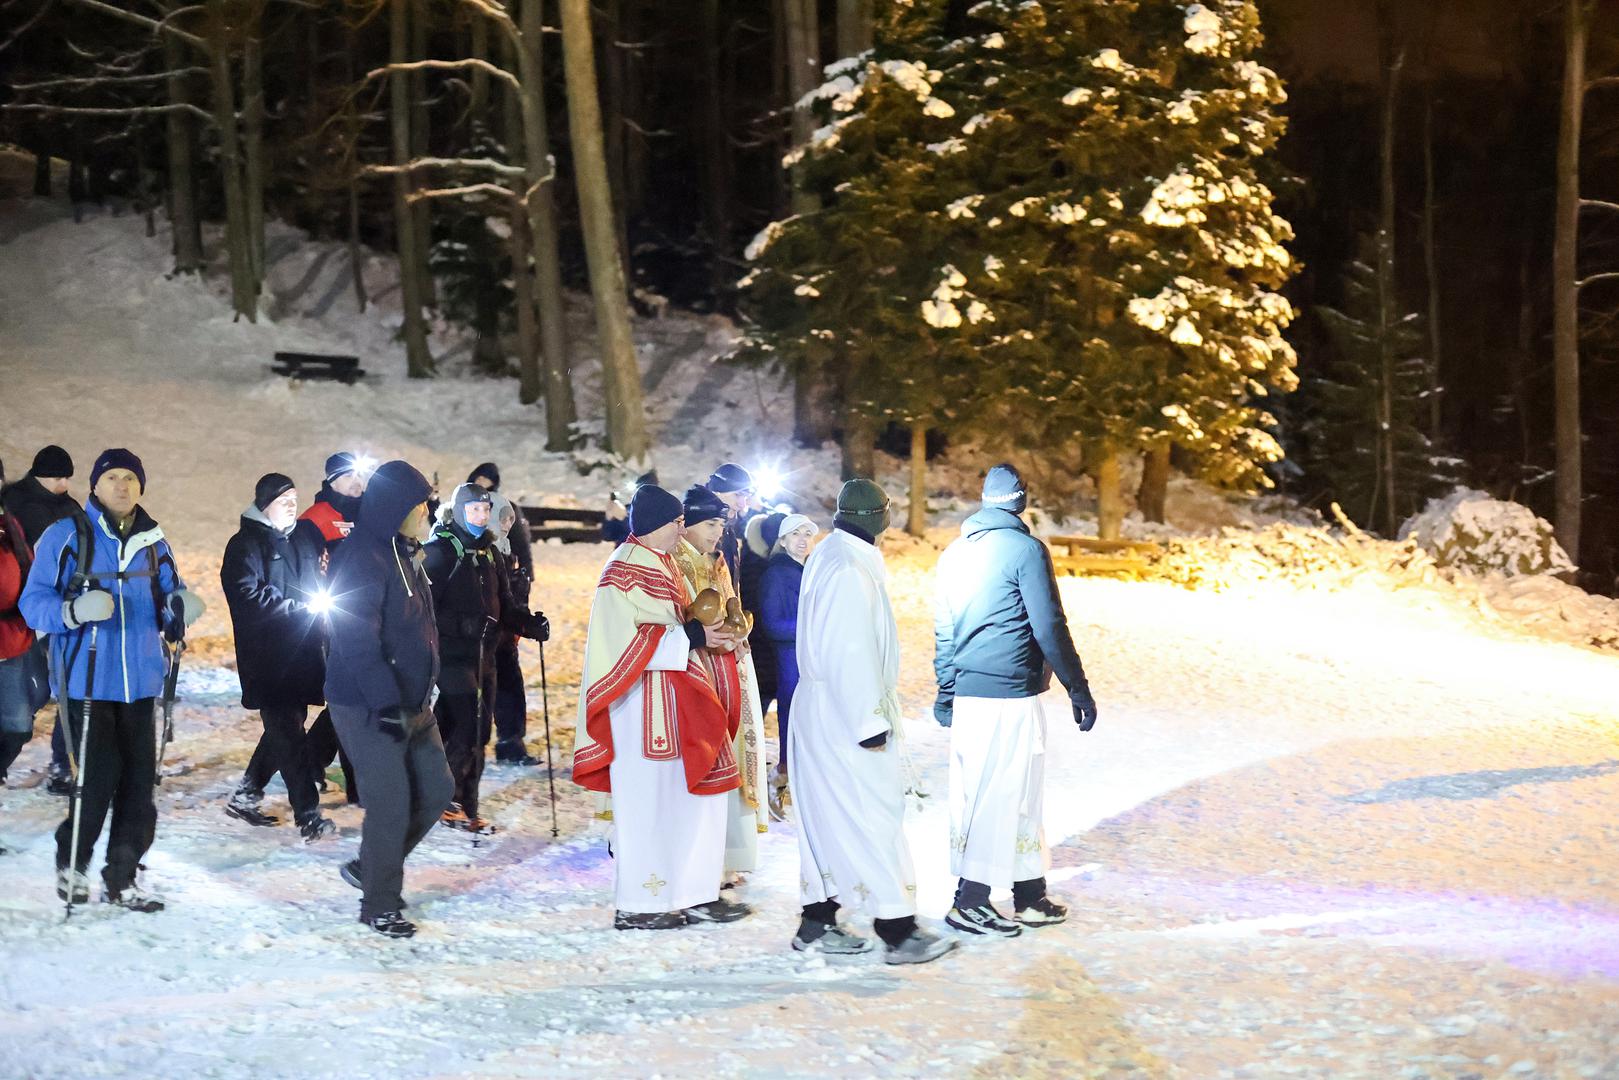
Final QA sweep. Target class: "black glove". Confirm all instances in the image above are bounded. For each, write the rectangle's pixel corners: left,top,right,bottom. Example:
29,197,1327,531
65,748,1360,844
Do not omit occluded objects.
1071,692,1098,733
376,706,408,743
859,731,888,750
527,611,550,643
933,698,953,728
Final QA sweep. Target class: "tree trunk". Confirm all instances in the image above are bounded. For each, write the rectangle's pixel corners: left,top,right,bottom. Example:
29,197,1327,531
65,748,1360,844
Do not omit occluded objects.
515,0,579,451
32,137,51,196
560,0,648,459
243,19,266,294
1552,0,1587,565
469,10,490,133
840,413,876,481
499,26,524,162
345,24,366,313
1093,452,1123,541
906,422,927,537
1421,91,1443,438
410,0,435,307
836,0,873,56
598,0,632,286
207,0,256,320
510,197,543,404
163,32,203,274
699,0,731,292
1137,442,1171,524
390,0,434,376
783,0,824,446
1374,5,1403,535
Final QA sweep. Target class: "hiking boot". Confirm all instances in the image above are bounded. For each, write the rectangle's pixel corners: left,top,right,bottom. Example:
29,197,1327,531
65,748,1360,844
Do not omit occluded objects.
946,904,1023,938
792,919,874,955
340,858,363,891
439,804,471,828
614,910,689,931
46,770,72,797
56,867,90,904
225,791,279,828
495,752,541,767
103,882,165,913
884,927,960,966
362,910,416,939
1015,895,1068,927
298,816,337,843
685,897,753,924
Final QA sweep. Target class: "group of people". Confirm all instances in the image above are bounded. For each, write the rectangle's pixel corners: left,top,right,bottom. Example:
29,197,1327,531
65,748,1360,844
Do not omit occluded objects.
0,443,1099,961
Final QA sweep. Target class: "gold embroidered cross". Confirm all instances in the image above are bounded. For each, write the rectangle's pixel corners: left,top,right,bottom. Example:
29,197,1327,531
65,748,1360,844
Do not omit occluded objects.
643,873,667,896
853,883,872,902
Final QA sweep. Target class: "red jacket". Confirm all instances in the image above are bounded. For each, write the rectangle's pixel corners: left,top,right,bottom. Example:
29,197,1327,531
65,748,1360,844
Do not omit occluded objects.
0,511,34,661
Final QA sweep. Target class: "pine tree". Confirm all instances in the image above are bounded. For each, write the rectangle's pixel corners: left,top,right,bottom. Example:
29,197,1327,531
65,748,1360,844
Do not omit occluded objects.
430,128,516,376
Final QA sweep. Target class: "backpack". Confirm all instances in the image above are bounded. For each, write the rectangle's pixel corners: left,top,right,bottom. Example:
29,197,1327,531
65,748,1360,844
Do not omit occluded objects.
57,508,171,632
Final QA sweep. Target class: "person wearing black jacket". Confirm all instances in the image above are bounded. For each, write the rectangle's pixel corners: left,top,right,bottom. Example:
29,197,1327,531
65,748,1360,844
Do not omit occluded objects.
424,484,545,833
220,474,335,841
325,460,452,939
933,464,1099,938
466,464,540,765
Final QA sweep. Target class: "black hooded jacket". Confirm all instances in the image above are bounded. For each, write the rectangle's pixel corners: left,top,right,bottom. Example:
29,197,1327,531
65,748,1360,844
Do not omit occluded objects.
324,461,440,715
0,476,81,549
221,505,327,709
424,518,537,693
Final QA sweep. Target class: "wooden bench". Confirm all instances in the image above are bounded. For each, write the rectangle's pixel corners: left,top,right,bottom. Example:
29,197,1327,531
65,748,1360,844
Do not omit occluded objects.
520,504,608,544
271,351,366,384
1047,535,1163,580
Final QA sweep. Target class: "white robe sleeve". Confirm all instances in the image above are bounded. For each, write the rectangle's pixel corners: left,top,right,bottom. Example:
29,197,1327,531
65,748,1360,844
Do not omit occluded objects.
644,625,694,671
816,562,894,745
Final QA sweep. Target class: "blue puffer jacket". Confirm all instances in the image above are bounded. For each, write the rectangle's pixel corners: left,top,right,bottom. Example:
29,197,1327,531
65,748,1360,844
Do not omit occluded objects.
20,498,184,704
933,507,1091,704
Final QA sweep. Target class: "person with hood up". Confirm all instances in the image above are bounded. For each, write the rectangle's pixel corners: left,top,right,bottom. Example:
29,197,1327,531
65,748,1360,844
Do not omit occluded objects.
324,460,453,939
788,479,957,964
467,465,544,766
933,464,1098,937
220,473,335,841
20,448,205,912
424,483,546,833
755,512,817,818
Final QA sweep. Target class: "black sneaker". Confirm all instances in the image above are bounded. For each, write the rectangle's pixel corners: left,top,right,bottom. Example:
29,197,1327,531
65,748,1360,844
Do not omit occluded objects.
362,910,416,938
298,816,337,843
56,868,90,903
104,883,166,913
884,927,960,965
685,897,753,924
945,903,1023,938
614,910,689,930
340,859,362,890
495,753,541,767
46,771,72,797
225,793,280,828
792,919,874,954
1015,895,1068,927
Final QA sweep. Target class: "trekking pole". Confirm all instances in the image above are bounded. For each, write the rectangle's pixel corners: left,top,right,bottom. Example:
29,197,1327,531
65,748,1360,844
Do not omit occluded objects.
538,638,558,838
154,593,187,786
64,624,98,921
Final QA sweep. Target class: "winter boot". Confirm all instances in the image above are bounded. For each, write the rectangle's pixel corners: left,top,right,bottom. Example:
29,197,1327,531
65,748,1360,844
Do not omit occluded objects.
362,910,416,939
614,910,689,930
946,904,1023,938
792,918,874,955
1015,895,1068,927
298,815,337,843
685,897,753,924
225,790,280,828
103,882,166,913
55,867,90,904
884,927,960,966
439,803,471,829
46,768,72,797
494,751,540,767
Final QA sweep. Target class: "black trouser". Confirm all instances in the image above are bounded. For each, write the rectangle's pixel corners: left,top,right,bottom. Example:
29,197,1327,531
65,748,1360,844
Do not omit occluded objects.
435,686,491,818
802,898,916,946
491,637,528,760
955,876,1046,911
54,698,157,891
237,705,321,825
261,708,358,805
330,704,453,920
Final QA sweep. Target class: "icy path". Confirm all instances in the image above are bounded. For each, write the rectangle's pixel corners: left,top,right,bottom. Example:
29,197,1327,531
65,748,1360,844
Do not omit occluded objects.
3,552,1618,1079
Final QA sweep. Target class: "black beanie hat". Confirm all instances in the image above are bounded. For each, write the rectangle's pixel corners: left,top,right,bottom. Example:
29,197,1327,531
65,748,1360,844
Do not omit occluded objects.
707,463,754,495
89,448,145,493
324,451,360,483
629,485,683,537
30,444,73,479
682,485,728,526
467,462,501,490
982,463,1028,514
254,472,296,511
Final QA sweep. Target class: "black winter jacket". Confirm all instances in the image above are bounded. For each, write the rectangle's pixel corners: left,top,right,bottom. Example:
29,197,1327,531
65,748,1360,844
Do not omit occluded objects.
423,521,537,694
0,476,81,549
933,508,1092,705
324,462,439,716
221,506,327,709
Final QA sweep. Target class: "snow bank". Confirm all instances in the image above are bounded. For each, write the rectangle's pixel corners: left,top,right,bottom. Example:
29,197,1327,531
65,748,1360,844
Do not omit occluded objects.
1399,487,1576,577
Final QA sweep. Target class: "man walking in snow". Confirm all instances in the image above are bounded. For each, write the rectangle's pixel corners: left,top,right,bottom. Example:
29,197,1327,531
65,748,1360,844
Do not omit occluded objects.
324,460,453,939
220,473,335,841
571,485,752,930
20,449,204,911
788,479,957,964
933,464,1098,936
465,463,542,766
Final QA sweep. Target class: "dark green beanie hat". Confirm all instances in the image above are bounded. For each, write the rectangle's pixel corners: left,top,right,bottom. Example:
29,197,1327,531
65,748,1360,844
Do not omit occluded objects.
834,478,890,538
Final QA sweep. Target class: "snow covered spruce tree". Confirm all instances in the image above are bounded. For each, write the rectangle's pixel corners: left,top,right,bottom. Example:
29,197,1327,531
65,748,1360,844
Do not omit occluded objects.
738,0,1299,537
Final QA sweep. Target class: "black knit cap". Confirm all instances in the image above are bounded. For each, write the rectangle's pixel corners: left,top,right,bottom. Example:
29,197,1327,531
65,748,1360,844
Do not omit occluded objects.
682,485,728,527
89,448,145,492
982,463,1028,513
706,463,754,495
629,485,683,537
30,444,73,479
253,472,296,511
467,462,501,490
324,451,360,482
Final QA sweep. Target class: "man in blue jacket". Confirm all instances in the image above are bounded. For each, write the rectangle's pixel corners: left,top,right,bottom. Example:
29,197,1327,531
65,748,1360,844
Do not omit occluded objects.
933,464,1098,937
20,449,204,912
324,459,453,939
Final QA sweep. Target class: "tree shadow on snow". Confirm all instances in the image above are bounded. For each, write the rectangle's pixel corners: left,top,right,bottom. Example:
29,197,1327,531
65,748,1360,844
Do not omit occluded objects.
1337,760,1619,804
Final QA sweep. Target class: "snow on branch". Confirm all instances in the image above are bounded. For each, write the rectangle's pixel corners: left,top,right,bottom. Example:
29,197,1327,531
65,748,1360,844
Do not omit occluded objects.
10,68,209,92
1575,270,1619,290
406,182,520,204
1579,198,1619,215
362,156,528,179
361,58,519,93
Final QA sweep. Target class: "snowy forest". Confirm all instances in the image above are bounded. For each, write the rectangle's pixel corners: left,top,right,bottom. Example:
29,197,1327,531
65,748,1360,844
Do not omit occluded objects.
2,0,1618,586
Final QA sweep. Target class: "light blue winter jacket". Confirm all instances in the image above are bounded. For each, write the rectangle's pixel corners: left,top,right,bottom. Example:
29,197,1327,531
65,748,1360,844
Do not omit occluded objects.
20,498,184,703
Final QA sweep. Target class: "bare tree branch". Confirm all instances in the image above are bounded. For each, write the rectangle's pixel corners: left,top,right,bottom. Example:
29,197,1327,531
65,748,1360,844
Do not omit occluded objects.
1588,76,1619,91
362,155,528,179
361,57,520,93
1576,270,1619,289
2,101,215,123
58,0,207,48
0,0,58,54
407,181,518,203
11,68,209,92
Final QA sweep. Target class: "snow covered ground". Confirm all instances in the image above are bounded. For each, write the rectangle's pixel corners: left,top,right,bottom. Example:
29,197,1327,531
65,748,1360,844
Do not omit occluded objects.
4,178,1619,1078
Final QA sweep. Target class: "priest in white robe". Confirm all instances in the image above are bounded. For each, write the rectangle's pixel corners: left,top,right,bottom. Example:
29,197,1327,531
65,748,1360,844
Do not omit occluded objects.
788,479,957,965
571,485,752,931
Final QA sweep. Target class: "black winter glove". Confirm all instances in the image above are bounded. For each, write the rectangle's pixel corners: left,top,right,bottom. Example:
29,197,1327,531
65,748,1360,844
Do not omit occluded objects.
376,707,409,743
1071,692,1098,733
933,698,953,728
527,611,550,643
859,731,889,750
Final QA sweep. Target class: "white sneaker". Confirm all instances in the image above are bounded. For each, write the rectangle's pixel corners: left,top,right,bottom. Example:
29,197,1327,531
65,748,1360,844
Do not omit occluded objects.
56,868,90,904
884,927,959,965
